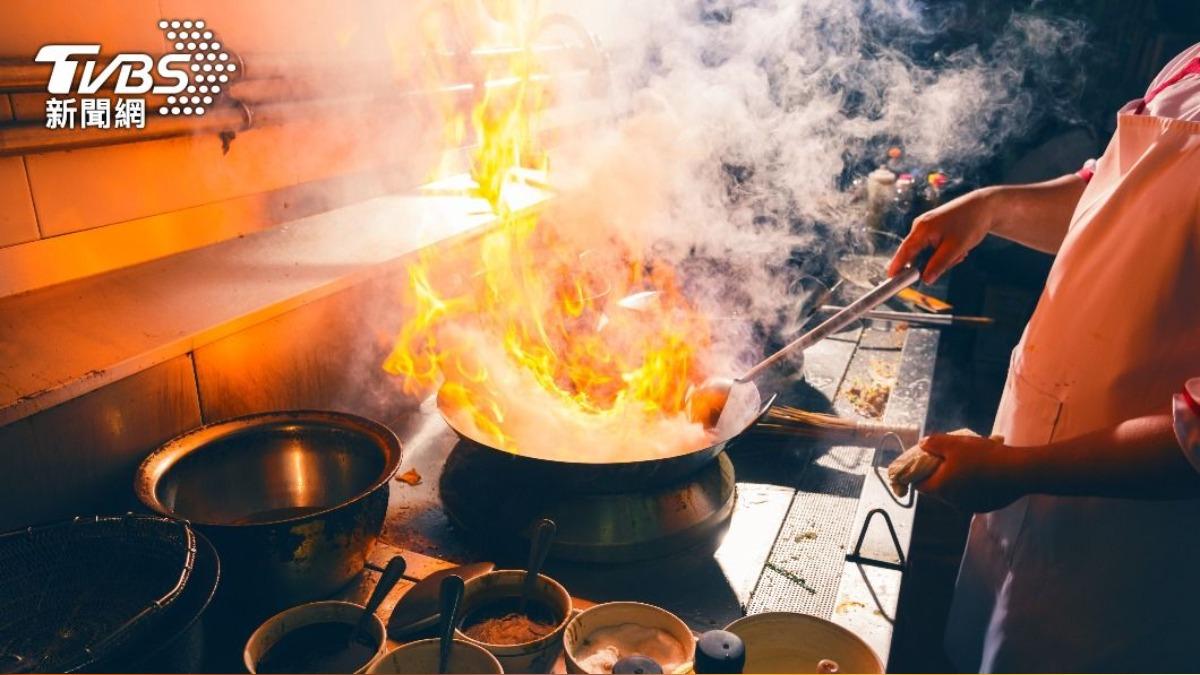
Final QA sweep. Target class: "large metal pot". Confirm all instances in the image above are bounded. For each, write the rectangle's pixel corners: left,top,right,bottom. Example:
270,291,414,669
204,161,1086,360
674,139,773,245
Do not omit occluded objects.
135,411,402,614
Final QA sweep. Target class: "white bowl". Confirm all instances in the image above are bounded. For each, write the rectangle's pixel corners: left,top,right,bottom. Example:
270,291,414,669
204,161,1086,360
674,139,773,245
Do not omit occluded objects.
563,601,696,674
244,600,386,674
724,612,883,674
367,638,503,674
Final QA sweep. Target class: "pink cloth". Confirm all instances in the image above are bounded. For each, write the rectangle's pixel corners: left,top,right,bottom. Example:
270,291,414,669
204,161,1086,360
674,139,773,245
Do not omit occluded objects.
1077,43,1200,181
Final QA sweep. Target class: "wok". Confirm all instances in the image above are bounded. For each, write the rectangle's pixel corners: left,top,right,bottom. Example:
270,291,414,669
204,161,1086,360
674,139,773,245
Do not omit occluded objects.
436,382,774,493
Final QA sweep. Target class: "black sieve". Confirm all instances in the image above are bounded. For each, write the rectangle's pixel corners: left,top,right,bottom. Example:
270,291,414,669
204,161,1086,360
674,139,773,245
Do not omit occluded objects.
0,514,196,673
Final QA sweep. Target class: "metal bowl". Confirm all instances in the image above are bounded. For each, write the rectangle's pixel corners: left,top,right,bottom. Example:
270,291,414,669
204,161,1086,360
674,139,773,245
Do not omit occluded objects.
135,410,402,613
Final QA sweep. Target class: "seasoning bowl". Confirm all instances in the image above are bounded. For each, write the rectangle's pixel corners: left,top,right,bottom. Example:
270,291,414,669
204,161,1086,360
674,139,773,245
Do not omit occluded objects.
724,612,883,674
454,569,573,673
563,601,696,674
244,600,386,674
366,638,503,674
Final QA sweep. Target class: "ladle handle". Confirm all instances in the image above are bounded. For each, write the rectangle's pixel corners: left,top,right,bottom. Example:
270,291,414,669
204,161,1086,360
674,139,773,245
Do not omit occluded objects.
438,575,465,674
741,264,922,382
520,519,557,611
354,555,407,640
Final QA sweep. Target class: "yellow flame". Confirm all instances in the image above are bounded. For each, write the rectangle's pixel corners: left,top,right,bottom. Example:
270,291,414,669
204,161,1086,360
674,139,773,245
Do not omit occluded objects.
384,0,710,455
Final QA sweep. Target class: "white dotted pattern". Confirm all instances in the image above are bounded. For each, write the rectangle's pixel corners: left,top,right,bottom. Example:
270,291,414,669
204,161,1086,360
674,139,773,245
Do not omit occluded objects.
156,19,236,117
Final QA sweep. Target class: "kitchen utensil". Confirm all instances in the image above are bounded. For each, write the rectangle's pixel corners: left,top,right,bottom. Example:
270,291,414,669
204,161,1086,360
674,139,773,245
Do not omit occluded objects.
244,600,386,675
455,569,573,673
816,305,993,327
106,529,221,674
562,601,695,675
439,575,465,674
353,556,407,646
387,563,495,640
519,519,556,613
724,612,882,674
752,406,920,446
437,384,773,494
136,410,402,612
367,638,503,674
0,514,196,674
688,255,928,429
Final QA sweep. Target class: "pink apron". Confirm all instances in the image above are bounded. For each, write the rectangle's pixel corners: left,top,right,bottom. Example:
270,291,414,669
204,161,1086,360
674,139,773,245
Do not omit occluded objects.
944,111,1200,671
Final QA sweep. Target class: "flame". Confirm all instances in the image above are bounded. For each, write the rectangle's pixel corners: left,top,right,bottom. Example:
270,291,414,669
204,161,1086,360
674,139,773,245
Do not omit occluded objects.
385,0,713,458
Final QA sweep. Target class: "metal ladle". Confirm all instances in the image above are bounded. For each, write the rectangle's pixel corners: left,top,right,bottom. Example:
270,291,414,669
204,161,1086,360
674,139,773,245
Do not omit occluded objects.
688,258,928,429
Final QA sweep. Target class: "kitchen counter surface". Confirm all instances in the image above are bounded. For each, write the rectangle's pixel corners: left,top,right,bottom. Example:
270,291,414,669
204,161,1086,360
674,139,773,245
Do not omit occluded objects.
373,315,940,667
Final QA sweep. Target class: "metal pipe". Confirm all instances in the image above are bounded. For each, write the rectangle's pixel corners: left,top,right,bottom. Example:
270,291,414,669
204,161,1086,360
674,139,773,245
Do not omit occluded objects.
0,63,602,157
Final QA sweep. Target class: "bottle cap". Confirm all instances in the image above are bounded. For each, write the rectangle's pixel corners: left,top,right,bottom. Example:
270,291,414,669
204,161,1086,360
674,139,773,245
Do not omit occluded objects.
695,630,746,674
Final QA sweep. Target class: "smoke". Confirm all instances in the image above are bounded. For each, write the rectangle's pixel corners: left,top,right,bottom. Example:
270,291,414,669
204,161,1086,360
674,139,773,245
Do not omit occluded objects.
539,0,1087,371
315,0,1090,455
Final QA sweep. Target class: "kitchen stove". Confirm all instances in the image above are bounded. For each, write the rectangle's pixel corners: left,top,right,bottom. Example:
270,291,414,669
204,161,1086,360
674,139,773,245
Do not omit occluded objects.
440,443,736,563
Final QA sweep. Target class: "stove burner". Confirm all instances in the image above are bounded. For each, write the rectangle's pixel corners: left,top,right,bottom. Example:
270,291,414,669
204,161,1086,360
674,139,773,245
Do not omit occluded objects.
440,446,736,563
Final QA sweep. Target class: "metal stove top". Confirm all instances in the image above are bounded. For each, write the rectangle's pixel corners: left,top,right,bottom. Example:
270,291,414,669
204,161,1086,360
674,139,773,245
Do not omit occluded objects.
378,321,939,665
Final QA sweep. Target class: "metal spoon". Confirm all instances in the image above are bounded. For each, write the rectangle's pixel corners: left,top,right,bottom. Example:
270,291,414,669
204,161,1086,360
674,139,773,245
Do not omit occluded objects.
352,555,407,646
438,575,465,674
518,519,557,614
688,256,928,429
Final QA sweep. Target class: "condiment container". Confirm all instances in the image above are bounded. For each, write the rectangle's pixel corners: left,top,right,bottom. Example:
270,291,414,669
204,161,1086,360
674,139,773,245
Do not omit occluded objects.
454,569,573,673
563,601,696,674
366,638,502,674
723,612,882,674
244,600,386,674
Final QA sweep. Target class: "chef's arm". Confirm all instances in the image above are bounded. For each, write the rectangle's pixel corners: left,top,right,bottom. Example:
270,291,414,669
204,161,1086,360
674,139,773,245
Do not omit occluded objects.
1006,413,1200,500
985,174,1087,254
889,174,1087,283
915,413,1200,512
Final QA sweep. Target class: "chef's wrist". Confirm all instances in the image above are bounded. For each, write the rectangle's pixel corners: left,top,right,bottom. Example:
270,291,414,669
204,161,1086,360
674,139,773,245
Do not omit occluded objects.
990,443,1041,498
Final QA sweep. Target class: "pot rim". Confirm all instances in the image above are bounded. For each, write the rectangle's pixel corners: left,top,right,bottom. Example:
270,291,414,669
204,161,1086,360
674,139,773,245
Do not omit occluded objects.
243,599,386,674
562,600,697,673
455,569,573,651
722,610,884,674
134,409,403,528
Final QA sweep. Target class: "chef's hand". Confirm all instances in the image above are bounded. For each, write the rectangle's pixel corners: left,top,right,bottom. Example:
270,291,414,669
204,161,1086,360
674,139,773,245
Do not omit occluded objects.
914,433,1023,512
888,187,998,284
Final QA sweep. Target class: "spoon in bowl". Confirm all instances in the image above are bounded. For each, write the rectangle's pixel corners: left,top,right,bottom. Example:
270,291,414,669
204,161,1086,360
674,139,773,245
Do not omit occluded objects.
351,555,407,647
438,575,465,674
518,519,557,614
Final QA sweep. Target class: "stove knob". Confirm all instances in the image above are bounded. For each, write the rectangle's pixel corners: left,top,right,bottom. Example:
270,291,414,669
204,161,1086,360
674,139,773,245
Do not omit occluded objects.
612,655,663,674
695,629,746,674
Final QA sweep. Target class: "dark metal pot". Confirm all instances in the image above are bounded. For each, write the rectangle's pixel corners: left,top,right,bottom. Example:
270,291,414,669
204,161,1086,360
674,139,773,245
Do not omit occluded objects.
436,384,773,493
135,411,402,615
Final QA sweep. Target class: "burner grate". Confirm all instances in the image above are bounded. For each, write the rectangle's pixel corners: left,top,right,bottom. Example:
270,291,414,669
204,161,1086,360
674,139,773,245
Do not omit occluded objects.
747,444,873,617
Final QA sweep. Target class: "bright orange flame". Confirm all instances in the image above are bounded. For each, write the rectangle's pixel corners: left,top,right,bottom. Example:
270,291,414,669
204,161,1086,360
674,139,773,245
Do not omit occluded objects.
385,0,712,457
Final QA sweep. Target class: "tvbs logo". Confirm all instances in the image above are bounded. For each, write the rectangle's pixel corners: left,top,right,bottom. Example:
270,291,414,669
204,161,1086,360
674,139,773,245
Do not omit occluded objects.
35,19,237,129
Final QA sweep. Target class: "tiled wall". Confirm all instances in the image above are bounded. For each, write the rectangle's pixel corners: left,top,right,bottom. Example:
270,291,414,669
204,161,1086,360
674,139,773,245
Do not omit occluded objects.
0,277,419,532
0,0,434,295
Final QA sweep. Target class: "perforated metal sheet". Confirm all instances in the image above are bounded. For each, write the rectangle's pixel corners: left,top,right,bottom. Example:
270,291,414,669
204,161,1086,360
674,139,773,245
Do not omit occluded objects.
747,444,874,617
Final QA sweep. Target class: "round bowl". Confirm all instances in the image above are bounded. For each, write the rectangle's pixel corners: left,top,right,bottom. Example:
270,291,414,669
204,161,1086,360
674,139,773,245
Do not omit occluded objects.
367,638,503,674
724,612,883,674
455,569,573,673
135,410,402,611
563,601,696,674
244,600,386,674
